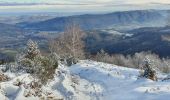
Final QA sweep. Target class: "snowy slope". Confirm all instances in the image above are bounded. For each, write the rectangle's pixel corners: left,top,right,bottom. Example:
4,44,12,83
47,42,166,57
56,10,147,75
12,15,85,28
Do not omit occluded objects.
0,60,170,100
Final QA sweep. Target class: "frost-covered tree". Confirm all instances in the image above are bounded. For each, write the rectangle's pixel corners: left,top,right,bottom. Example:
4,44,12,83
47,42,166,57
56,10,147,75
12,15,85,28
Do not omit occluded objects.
140,58,157,81
17,39,41,73
96,49,109,62
17,39,58,85
25,39,41,59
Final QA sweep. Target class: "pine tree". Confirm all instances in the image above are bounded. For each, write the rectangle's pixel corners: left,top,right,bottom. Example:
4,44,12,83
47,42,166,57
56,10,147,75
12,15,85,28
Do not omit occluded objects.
25,39,41,59
17,39,58,85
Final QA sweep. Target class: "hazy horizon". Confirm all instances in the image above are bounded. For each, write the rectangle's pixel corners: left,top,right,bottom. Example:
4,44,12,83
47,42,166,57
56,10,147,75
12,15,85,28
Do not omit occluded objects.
0,0,170,15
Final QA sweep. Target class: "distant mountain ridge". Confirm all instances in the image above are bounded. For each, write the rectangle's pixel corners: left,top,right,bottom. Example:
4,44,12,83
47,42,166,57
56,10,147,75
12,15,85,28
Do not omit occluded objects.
85,26,170,57
18,10,169,31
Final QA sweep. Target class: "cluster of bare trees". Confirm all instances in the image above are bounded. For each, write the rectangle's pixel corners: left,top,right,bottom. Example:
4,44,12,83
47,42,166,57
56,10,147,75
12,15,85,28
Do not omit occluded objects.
49,24,86,66
91,50,170,73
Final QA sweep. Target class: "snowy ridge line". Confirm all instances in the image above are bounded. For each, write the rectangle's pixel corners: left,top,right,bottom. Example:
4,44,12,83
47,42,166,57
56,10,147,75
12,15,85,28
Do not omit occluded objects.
0,60,169,100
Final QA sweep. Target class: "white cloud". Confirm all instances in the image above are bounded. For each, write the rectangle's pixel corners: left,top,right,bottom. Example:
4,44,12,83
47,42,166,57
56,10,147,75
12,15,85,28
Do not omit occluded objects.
0,0,170,13
0,0,170,4
122,0,170,4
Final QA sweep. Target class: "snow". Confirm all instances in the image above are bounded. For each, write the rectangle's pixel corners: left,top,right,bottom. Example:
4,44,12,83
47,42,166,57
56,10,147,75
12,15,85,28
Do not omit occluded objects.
0,60,170,100
101,29,133,37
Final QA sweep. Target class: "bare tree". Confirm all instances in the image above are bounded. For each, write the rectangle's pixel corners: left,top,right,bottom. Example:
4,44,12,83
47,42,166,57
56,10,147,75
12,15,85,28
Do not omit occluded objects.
49,23,85,65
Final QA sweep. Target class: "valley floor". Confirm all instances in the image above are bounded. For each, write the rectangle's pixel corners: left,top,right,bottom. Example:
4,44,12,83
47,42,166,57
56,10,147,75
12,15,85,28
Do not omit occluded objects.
0,60,170,100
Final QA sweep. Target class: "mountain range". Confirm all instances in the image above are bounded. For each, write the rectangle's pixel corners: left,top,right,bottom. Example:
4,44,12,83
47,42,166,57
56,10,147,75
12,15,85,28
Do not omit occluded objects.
1,10,170,60
18,10,169,31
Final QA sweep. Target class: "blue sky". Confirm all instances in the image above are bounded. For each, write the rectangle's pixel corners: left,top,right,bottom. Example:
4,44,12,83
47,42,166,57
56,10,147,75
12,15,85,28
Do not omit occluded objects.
0,0,170,13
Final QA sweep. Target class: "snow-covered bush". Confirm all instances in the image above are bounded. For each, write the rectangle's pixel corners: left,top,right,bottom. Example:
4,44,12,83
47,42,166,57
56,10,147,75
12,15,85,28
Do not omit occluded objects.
65,56,78,66
35,56,58,84
96,49,110,62
140,58,157,81
0,73,9,82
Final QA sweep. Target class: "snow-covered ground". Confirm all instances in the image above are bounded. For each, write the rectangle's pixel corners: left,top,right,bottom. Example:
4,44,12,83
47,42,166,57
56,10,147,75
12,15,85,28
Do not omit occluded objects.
0,60,170,100
101,29,133,37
